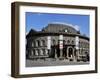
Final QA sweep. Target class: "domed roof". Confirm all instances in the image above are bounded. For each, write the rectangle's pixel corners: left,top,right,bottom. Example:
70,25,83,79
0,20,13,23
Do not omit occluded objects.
42,22,78,34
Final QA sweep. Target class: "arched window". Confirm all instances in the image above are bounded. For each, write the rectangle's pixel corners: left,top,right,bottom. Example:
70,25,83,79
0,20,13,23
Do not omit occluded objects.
68,47,73,57
79,41,82,47
79,41,80,47
31,50,34,56
67,40,70,44
40,49,44,55
72,40,74,44
85,52,88,55
35,41,38,47
33,49,35,55
38,49,40,55
42,49,45,55
63,40,66,45
81,42,84,47
52,39,56,45
32,42,34,47
41,40,45,46
35,40,40,47
64,29,68,32
45,49,48,55
37,40,40,47
29,42,32,47
35,49,38,56
34,41,36,47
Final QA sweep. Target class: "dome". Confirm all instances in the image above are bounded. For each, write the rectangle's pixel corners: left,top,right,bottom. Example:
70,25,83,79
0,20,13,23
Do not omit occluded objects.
42,22,78,34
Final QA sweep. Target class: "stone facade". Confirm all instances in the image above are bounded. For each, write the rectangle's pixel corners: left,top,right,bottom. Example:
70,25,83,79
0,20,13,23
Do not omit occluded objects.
26,23,89,62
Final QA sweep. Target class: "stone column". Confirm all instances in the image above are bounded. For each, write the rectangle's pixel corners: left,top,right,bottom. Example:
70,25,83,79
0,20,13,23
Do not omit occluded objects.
59,35,63,59
47,36,51,57
54,49,57,59
75,36,79,61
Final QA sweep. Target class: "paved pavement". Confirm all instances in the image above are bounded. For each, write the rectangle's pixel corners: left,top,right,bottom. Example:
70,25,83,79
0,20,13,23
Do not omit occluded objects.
26,58,89,67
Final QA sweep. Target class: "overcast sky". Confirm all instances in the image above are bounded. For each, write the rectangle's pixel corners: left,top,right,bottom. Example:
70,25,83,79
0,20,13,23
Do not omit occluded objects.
26,12,89,37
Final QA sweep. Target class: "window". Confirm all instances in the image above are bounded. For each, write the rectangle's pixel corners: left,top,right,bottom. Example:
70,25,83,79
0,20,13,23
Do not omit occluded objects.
64,29,68,32
63,40,66,45
52,39,56,45
67,40,70,44
32,42,34,47
37,49,40,55
31,50,34,56
79,41,81,47
34,41,36,47
45,49,48,55
37,40,40,47
29,42,32,47
36,40,40,47
41,40,45,46
40,49,44,55
35,49,38,56
68,48,73,57
35,41,38,47
72,40,74,44
79,41,82,47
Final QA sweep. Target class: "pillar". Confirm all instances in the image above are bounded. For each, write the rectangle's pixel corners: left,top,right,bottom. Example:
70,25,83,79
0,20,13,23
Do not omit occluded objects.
54,48,57,59
59,35,63,58
47,36,51,57
75,36,79,60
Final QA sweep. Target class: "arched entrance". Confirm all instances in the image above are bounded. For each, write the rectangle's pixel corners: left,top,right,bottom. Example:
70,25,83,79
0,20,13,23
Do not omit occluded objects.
68,47,73,58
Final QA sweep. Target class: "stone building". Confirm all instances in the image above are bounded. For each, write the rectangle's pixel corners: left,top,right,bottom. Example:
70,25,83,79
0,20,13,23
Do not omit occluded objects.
26,22,89,62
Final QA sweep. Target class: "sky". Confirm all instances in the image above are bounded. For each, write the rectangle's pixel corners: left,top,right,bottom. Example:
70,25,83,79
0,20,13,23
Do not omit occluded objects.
26,12,89,37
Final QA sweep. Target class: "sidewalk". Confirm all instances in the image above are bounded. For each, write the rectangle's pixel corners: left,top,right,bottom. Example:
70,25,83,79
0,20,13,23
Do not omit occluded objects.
26,58,89,67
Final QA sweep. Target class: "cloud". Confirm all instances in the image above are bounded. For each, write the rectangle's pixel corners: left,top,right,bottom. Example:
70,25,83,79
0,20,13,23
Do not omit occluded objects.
74,25,80,31
26,32,29,35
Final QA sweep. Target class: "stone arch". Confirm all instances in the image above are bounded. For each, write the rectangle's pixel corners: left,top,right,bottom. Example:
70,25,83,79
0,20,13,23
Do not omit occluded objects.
31,49,34,56
67,46,74,58
31,42,34,47
45,49,48,55
52,39,56,45
71,40,74,45
35,40,38,47
63,40,66,45
41,40,45,46
37,40,40,47
40,49,44,55
35,49,39,56
67,40,70,44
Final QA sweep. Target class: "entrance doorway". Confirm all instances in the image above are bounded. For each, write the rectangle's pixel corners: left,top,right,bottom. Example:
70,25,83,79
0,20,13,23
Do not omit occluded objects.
68,47,73,58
